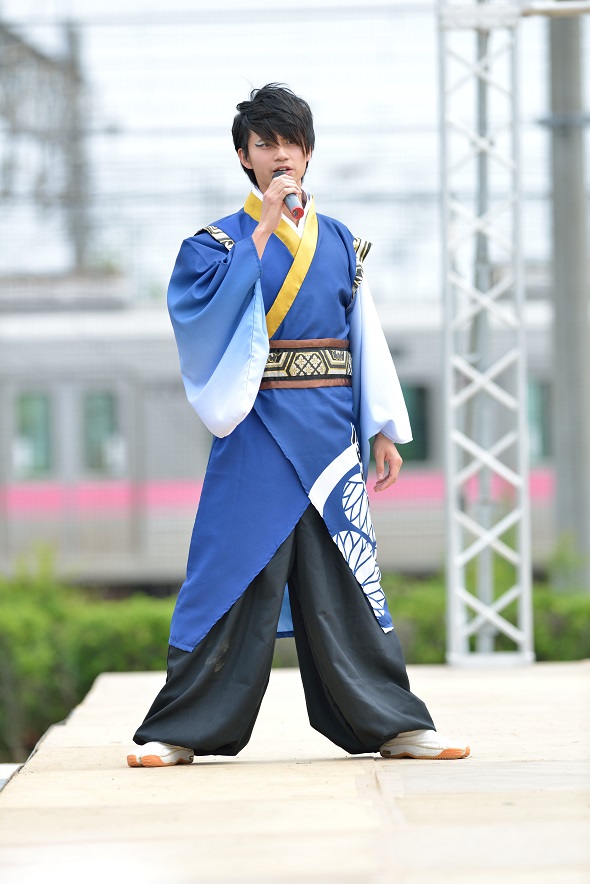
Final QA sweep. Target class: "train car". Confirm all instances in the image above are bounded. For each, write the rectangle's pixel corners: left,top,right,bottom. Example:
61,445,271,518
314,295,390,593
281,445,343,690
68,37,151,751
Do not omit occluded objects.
0,274,554,585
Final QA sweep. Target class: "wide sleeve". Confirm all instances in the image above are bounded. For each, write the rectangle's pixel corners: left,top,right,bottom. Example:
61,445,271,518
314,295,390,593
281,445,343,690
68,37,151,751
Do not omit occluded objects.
167,235,270,437
348,278,412,473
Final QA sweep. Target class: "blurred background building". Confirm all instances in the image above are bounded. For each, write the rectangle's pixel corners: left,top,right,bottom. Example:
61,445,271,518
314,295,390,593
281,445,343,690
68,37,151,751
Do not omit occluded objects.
0,1,588,589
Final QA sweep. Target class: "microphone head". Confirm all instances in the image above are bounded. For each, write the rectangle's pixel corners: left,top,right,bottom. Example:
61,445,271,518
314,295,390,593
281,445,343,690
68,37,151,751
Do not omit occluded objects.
287,202,304,220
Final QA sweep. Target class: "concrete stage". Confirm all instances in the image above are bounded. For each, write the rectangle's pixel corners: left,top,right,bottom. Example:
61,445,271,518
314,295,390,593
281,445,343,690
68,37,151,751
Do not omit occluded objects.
1,661,589,883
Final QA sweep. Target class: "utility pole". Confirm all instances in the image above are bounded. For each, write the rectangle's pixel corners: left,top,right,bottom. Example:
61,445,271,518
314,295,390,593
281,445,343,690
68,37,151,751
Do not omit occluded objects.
0,20,91,272
62,23,91,272
548,8,590,590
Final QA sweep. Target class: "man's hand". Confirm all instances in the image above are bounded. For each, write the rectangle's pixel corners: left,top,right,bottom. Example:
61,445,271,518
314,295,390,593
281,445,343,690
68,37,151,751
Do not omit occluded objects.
252,173,302,258
373,432,403,492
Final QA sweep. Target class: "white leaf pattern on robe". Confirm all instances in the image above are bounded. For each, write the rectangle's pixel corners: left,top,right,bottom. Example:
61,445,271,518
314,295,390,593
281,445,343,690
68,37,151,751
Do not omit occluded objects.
341,473,376,544
333,530,387,615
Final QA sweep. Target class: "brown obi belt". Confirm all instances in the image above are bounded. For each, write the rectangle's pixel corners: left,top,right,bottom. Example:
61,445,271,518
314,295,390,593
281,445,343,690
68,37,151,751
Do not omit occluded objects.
260,338,352,390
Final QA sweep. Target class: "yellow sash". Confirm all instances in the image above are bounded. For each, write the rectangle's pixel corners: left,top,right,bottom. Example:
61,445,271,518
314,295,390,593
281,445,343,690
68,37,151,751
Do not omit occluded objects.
244,192,319,338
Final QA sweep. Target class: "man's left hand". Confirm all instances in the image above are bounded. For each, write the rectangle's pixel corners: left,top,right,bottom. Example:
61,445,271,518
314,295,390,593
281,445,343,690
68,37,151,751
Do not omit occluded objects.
373,432,403,492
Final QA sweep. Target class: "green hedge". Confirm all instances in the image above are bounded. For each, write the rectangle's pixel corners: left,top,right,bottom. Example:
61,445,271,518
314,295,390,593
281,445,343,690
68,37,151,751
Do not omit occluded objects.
0,560,588,761
382,574,590,664
0,558,173,761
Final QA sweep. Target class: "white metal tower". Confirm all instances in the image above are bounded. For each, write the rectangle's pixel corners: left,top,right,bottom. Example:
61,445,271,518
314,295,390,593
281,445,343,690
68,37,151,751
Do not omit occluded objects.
439,0,590,663
438,0,534,664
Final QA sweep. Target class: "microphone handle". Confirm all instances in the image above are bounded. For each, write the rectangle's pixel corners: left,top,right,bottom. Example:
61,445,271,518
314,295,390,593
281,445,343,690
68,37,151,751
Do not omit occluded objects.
272,171,304,220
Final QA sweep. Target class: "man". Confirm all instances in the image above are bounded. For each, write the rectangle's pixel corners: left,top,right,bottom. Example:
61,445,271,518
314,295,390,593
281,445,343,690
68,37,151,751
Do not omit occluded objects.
128,84,469,767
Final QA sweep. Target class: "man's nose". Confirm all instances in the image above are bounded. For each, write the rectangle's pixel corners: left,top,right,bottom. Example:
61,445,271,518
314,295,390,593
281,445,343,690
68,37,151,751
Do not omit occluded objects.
274,142,289,159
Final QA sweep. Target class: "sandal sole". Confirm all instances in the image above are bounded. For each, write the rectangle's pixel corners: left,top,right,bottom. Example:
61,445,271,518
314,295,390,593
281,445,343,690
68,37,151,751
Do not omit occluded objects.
126,753,194,768
381,746,470,760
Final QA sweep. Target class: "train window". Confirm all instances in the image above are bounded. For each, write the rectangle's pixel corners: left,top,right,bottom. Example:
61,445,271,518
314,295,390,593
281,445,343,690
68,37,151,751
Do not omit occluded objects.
399,385,429,462
14,392,53,478
528,379,551,464
83,391,125,476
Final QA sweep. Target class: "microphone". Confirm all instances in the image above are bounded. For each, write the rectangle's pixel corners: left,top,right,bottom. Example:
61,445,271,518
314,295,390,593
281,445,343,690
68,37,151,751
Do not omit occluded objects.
272,170,304,220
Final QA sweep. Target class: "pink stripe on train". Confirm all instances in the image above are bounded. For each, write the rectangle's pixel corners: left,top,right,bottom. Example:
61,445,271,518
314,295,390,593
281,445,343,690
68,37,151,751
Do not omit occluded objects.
1,469,553,516
367,467,554,507
1,480,203,516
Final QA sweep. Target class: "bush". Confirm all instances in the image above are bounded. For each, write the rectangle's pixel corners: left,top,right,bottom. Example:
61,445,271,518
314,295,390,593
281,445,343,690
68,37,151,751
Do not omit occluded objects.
382,574,447,664
532,588,590,661
0,558,588,761
64,596,173,691
382,575,590,664
0,556,173,761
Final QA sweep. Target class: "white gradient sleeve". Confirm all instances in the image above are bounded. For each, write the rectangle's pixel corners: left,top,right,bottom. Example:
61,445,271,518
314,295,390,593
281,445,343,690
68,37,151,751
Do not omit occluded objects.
349,279,412,472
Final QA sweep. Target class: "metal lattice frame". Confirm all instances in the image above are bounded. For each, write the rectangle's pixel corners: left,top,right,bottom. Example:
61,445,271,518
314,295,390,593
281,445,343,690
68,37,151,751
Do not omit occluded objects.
438,1,534,664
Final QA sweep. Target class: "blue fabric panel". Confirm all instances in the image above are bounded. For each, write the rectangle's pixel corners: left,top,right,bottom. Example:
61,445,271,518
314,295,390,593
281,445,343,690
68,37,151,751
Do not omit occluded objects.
169,409,308,651
276,586,294,639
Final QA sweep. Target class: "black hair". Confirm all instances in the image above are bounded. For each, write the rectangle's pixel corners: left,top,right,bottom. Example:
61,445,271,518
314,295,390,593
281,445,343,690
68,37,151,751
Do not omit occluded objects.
232,83,315,187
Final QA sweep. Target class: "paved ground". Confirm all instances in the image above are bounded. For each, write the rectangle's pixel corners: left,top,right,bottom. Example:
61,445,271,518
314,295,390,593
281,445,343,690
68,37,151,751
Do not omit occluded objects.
0,661,589,883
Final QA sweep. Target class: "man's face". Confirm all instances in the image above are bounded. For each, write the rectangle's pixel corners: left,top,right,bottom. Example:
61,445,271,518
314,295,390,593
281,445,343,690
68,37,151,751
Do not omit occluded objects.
238,131,312,193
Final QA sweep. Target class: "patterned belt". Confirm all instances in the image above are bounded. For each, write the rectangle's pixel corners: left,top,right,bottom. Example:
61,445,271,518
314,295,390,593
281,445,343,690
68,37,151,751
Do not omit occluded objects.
260,338,352,390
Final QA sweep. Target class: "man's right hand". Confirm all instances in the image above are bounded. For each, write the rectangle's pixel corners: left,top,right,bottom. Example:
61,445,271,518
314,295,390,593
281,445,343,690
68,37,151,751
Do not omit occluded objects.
252,173,301,258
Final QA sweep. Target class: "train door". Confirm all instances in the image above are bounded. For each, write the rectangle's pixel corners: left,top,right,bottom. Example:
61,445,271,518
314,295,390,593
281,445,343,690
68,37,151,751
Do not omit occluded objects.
1,377,133,581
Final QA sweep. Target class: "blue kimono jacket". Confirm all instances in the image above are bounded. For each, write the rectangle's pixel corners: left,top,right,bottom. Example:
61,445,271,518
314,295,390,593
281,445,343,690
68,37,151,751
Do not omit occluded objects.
167,190,411,652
